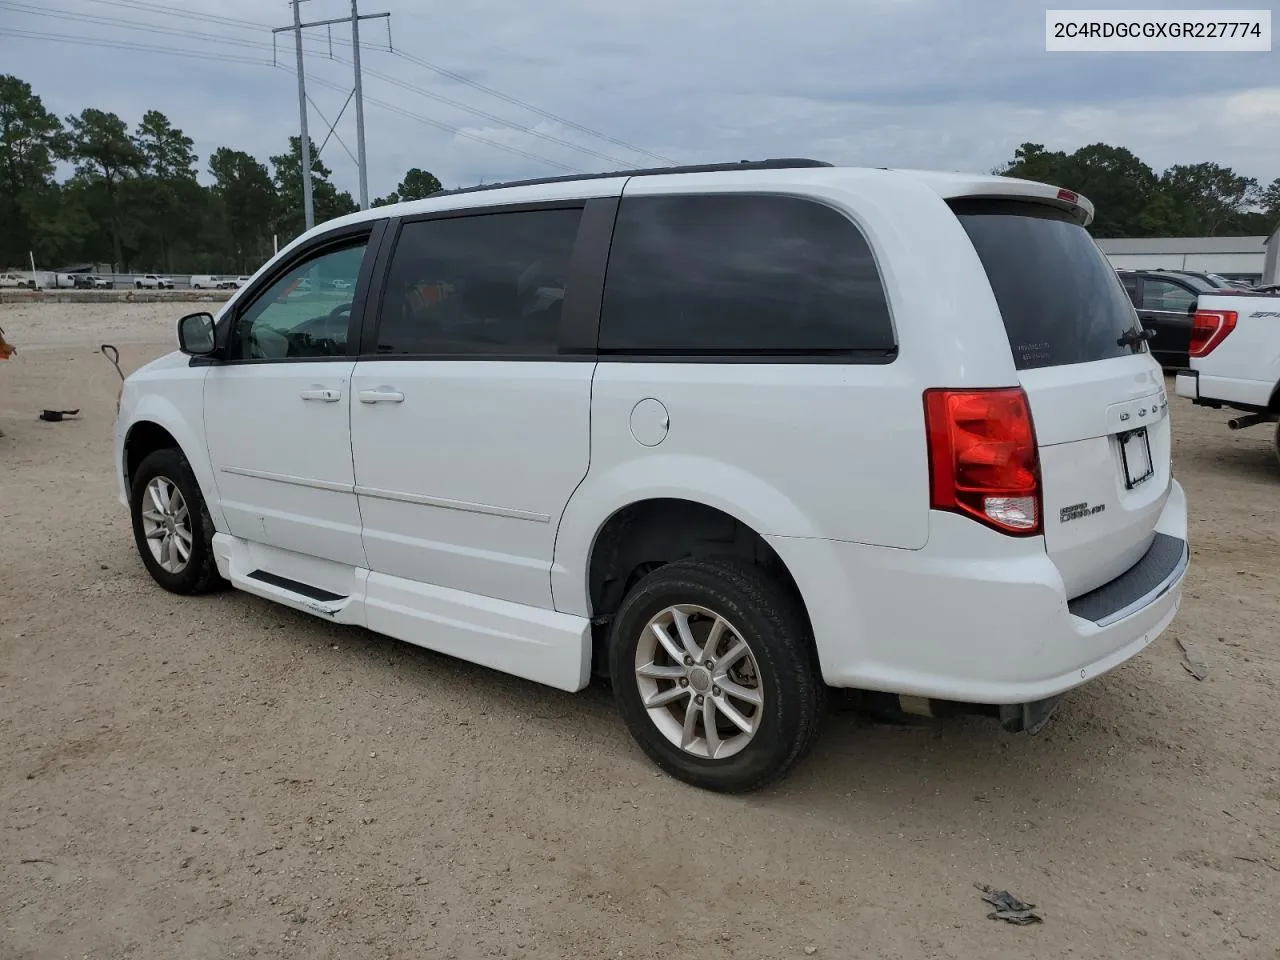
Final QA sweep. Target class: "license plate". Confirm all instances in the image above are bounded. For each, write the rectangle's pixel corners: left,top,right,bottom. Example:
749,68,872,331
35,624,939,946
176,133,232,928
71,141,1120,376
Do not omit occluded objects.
1119,428,1154,489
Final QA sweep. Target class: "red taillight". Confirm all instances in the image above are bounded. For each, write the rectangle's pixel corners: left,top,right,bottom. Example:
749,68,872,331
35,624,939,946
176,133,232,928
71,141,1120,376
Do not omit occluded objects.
924,387,1042,536
1056,187,1079,203
1189,309,1237,357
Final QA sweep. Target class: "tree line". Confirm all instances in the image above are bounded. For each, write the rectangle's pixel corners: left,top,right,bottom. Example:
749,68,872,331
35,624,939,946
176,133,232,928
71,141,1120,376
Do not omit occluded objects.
0,74,441,275
996,142,1279,238
3,73,1278,274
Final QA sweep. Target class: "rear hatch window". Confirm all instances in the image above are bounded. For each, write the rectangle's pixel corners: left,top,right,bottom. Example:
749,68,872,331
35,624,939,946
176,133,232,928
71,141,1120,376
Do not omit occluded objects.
950,199,1144,370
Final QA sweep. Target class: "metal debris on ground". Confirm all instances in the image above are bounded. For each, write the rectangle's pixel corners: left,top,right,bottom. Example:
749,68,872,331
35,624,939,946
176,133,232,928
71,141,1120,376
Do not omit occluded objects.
1178,637,1210,680
38,409,80,423
976,882,1044,925
100,343,124,381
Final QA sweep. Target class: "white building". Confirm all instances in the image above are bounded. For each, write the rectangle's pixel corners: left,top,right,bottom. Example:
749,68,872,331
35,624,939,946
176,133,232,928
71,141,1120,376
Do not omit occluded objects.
1264,224,1280,284
1096,233,1277,283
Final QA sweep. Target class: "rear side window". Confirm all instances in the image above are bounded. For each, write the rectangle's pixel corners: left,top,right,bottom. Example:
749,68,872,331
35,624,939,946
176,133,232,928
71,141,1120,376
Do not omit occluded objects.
1140,278,1196,313
598,194,895,358
1120,274,1139,305
374,207,583,356
951,200,1144,370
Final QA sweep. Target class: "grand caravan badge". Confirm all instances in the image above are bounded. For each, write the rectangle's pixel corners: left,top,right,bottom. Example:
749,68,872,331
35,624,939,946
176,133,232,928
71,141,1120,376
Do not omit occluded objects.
1060,501,1106,523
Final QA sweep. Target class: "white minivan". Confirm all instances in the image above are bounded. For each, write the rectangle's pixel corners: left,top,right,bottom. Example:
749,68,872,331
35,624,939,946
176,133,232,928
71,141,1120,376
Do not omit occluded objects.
114,159,1188,792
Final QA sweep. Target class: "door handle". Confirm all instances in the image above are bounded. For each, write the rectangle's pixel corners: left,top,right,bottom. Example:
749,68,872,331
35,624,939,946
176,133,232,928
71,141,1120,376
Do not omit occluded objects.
358,388,405,404
300,388,341,402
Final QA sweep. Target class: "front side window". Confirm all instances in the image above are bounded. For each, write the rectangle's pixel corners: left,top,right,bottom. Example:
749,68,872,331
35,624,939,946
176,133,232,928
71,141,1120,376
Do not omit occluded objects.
598,193,895,357
1140,279,1196,313
231,240,368,360
374,207,584,356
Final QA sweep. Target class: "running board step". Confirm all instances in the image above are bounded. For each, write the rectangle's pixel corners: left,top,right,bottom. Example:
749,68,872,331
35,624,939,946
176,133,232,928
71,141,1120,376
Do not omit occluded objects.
246,569,347,603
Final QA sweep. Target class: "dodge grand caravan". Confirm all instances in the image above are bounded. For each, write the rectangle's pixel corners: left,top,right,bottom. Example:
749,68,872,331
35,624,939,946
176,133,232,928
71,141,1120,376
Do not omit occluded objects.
114,159,1188,792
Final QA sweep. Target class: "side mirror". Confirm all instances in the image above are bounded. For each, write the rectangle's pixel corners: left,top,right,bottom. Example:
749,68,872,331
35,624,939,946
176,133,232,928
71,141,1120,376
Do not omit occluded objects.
177,312,216,356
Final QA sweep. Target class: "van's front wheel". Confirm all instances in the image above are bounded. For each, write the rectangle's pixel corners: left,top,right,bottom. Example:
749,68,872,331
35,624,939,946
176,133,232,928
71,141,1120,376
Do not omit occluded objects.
129,448,223,595
608,559,824,793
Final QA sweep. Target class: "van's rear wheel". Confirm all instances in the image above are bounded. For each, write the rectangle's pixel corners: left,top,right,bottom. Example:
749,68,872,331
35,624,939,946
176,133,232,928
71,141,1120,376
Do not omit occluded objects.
608,559,824,793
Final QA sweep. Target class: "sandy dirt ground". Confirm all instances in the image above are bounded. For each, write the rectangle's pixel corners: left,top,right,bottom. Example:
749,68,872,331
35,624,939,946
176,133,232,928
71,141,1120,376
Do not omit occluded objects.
2,302,1278,960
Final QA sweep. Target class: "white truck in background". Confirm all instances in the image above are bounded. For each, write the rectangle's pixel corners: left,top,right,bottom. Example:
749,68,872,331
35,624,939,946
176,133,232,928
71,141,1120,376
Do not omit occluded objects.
1175,290,1280,465
190,275,240,289
1,271,76,289
134,274,176,289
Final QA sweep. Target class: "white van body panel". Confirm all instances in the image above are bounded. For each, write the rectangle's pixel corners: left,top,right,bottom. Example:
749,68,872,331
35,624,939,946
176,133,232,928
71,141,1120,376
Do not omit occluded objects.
117,163,1187,712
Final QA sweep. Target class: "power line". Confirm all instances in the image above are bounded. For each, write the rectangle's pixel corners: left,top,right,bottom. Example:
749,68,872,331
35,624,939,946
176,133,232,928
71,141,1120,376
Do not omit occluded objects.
5,0,635,170
0,27,585,178
299,69,583,174
389,49,677,166
50,0,673,164
81,0,275,32
0,27,272,65
0,1,332,57
323,53,636,168
83,0,393,55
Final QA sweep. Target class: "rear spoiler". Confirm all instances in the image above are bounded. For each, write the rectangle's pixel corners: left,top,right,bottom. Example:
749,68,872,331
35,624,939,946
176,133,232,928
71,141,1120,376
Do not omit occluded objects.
940,180,1095,227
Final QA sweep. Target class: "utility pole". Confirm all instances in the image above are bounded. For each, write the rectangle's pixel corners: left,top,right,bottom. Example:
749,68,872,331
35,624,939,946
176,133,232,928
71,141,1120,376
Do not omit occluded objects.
291,0,315,231
351,0,369,209
274,2,389,228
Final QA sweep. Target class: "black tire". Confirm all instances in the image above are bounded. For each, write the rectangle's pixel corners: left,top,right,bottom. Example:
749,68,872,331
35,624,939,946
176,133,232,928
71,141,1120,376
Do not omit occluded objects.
1273,421,1280,473
129,447,224,594
608,558,825,793
135,281,142,289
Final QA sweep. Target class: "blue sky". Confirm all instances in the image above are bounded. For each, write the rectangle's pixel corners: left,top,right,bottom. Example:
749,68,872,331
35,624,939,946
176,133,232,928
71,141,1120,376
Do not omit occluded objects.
1,0,1276,198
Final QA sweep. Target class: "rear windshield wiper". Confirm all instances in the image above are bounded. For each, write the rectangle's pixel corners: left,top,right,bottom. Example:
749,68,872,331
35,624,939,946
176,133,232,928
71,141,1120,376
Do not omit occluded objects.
1118,327,1156,347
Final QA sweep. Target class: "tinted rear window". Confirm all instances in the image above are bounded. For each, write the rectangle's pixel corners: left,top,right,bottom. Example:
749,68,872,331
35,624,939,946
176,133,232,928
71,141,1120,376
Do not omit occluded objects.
951,200,1144,370
599,194,895,358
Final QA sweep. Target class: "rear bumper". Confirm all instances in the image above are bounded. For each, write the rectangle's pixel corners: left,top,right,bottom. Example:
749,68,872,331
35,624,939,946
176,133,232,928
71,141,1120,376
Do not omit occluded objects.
767,479,1188,705
1177,367,1275,410
1174,368,1198,401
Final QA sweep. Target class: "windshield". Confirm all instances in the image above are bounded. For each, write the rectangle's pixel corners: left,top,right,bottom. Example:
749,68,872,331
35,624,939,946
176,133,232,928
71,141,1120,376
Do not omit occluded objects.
950,199,1145,370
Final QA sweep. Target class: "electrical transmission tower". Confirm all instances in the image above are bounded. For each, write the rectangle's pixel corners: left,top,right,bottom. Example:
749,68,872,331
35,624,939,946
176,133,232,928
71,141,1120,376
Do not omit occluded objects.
274,0,390,230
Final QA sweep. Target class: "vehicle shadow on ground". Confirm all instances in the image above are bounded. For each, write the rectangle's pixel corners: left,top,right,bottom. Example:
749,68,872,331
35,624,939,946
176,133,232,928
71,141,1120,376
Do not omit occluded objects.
217,587,1169,830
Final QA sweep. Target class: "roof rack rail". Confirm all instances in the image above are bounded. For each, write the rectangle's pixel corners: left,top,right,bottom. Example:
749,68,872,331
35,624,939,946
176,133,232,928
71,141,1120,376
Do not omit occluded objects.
427,158,832,199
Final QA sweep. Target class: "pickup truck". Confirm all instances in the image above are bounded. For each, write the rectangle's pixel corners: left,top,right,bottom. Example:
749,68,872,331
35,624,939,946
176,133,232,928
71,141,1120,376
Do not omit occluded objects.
134,274,175,290
73,274,113,289
1174,290,1280,465
0,272,36,289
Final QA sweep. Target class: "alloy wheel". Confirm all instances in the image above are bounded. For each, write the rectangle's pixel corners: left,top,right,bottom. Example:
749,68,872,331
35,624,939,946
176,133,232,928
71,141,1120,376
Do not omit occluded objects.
633,604,764,760
139,475,193,574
